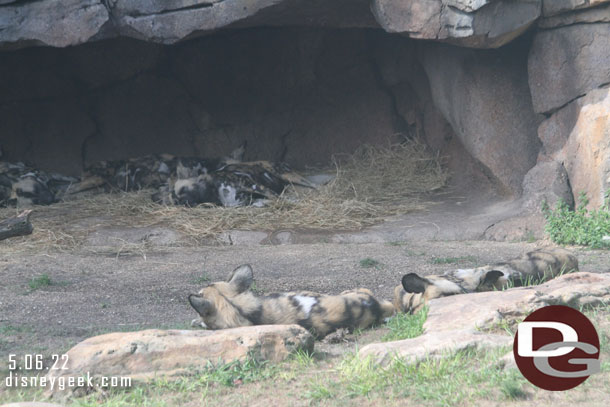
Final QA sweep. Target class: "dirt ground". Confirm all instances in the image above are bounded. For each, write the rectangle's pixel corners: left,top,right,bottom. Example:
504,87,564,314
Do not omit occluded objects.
1,230,608,360
0,193,609,405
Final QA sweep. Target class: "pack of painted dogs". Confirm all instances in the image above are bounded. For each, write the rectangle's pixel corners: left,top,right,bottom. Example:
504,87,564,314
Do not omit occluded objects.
189,248,579,339
0,143,313,208
1,150,581,340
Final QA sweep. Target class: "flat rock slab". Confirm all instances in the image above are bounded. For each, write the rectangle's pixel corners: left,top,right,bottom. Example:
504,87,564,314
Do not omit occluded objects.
45,325,313,398
361,272,610,364
360,329,512,365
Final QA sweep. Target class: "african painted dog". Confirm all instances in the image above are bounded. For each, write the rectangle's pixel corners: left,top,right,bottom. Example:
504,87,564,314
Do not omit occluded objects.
0,161,77,207
188,264,395,339
168,161,314,207
394,248,579,314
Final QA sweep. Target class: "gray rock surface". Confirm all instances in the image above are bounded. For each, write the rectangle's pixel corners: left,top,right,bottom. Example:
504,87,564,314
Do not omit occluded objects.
45,325,313,398
0,0,544,49
528,22,610,114
521,161,574,212
550,87,610,208
360,272,610,364
0,0,109,48
371,0,541,48
542,0,610,16
539,2,610,27
421,42,541,195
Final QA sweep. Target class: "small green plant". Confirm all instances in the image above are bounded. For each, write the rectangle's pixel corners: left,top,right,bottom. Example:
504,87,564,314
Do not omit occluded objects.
543,192,610,248
192,274,211,285
524,230,537,243
250,281,263,294
431,255,477,265
382,306,428,341
152,357,277,391
27,274,52,291
359,258,381,268
305,378,336,401
290,348,316,368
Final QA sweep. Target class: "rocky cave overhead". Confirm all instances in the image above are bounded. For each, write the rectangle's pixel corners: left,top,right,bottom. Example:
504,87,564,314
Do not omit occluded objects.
1,0,609,216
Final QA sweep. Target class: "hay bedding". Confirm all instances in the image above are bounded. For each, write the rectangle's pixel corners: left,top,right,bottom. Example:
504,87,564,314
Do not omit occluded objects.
0,141,447,252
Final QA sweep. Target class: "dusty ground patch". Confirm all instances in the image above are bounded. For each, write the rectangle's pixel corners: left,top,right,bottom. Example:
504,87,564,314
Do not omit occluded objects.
0,192,608,405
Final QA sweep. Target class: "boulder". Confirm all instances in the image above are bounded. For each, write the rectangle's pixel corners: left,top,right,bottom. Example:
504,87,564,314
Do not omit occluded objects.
360,272,610,364
541,86,610,208
539,2,610,28
0,0,378,49
528,23,610,114
45,325,313,398
542,0,610,16
420,42,541,195
0,0,545,49
360,329,512,365
0,0,109,48
371,0,541,48
521,161,574,212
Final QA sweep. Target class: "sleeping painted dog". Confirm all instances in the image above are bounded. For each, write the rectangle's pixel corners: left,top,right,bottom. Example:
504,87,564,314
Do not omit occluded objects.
188,264,395,339
81,143,246,194
167,160,314,207
394,248,579,314
0,161,78,207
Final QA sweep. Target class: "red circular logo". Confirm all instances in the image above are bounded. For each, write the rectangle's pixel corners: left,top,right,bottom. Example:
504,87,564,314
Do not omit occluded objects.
513,305,600,391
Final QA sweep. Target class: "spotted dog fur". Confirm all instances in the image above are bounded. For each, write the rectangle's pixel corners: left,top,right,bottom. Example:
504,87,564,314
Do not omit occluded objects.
394,248,579,314
167,160,314,207
188,264,395,339
0,161,77,207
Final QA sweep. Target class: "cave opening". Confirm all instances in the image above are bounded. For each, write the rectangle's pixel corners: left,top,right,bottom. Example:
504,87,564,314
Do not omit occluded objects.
0,27,508,187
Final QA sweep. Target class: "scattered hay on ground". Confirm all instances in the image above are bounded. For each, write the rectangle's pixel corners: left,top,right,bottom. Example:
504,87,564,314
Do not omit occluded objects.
0,140,448,252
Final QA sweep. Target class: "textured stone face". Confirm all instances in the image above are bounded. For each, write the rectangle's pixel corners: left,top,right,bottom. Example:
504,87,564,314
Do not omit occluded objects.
371,0,541,48
542,0,610,16
0,0,543,49
420,42,541,195
528,23,610,114
0,0,109,48
360,272,610,365
45,325,314,398
551,87,610,208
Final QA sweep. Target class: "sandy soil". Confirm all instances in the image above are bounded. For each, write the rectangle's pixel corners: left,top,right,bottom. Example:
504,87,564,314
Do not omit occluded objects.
1,236,608,360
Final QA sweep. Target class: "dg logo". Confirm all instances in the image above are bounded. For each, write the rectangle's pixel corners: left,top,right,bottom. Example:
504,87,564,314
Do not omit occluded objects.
514,305,601,391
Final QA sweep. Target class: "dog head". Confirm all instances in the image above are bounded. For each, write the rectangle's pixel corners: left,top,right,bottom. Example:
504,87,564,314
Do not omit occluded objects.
188,264,257,330
10,174,56,206
394,268,505,313
172,175,217,206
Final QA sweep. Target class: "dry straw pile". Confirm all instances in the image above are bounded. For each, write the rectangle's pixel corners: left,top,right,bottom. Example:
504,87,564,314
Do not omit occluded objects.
0,140,447,252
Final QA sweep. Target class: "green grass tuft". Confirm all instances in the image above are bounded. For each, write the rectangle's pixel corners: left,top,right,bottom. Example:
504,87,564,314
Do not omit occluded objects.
359,258,381,268
430,255,477,265
192,274,211,285
543,192,610,248
319,347,528,405
382,307,428,342
27,274,52,291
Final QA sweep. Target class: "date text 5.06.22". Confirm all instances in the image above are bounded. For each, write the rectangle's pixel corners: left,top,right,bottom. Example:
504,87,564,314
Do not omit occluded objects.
7,354,69,371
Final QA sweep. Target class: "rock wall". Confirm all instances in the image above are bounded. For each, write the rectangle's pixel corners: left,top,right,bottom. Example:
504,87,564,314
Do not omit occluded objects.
0,1,546,50
1,0,609,210
1,29,484,184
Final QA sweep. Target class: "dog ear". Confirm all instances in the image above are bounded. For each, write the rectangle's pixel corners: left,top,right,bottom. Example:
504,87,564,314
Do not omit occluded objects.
401,273,431,294
227,264,254,293
481,270,505,287
176,161,192,179
188,294,213,316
